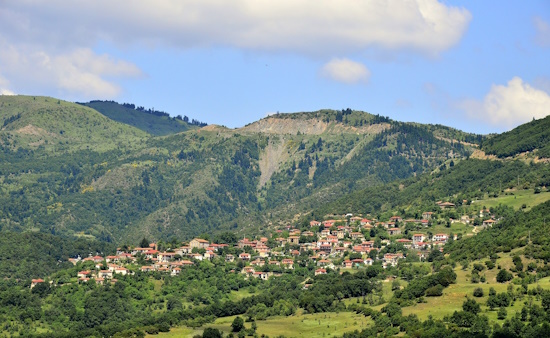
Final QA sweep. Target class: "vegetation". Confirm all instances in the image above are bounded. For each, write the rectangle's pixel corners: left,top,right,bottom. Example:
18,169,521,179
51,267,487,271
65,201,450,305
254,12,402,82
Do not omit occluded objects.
482,115,550,158
81,100,206,136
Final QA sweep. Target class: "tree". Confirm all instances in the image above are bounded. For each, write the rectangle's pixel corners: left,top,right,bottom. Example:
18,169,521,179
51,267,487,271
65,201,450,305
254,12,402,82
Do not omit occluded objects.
202,328,223,338
496,269,513,283
497,307,507,320
473,287,484,298
231,316,244,332
140,237,150,248
462,298,481,315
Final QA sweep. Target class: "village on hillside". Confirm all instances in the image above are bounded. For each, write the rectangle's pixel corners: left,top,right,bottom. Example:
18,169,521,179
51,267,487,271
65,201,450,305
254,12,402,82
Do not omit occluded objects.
31,201,499,288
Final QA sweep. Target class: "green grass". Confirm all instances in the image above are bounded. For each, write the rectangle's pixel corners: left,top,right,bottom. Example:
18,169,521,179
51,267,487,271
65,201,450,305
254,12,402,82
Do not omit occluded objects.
402,251,548,324
210,311,370,338
474,189,550,211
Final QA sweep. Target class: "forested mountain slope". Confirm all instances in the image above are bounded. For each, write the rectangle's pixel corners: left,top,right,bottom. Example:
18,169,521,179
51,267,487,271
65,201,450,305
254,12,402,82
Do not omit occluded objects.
81,100,204,136
481,115,550,158
0,96,531,243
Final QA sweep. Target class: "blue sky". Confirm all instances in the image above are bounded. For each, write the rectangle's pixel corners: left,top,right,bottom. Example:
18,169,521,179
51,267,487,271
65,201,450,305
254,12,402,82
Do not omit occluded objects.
1,1,549,134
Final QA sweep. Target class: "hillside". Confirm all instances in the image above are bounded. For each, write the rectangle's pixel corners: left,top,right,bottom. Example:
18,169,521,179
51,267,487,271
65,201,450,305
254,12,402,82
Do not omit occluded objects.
1,98,545,245
481,115,550,158
0,96,148,153
82,100,200,136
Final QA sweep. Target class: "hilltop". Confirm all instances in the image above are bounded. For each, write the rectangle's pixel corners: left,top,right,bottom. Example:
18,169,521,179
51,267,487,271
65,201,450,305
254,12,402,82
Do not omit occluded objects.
0,96,148,153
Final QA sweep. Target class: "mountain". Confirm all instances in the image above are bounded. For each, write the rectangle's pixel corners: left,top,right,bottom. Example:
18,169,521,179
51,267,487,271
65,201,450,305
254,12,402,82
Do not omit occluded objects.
81,100,202,136
2,95,547,245
481,115,550,158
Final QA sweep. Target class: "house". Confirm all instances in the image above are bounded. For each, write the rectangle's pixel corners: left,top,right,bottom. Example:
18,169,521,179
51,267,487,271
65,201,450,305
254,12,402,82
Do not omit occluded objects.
30,279,44,289
315,268,327,276
175,246,191,255
225,254,235,262
437,202,455,209
114,267,129,275
310,220,321,227
343,260,353,268
189,238,210,249
254,271,272,281
144,250,159,260
396,238,412,248
239,253,251,261
412,234,425,244
387,227,401,236
203,250,216,260
77,271,90,278
287,236,300,245
350,232,364,240
158,252,176,262
433,234,448,242
482,219,496,227
140,266,155,272
281,259,294,269
360,219,373,226
273,237,286,247
364,258,374,266
171,267,181,276
460,215,471,224
98,270,113,279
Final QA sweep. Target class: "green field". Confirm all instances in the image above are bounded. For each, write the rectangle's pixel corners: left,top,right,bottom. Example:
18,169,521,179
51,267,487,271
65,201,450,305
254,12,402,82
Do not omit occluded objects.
473,189,550,211
149,311,371,338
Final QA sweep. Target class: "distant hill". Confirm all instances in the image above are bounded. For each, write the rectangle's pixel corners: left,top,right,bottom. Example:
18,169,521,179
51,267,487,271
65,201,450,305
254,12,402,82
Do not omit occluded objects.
481,115,550,158
0,95,148,153
81,100,205,136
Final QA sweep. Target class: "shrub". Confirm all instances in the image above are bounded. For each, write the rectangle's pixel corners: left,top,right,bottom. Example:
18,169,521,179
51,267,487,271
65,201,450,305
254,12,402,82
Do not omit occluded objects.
425,284,444,297
496,269,513,283
473,287,484,297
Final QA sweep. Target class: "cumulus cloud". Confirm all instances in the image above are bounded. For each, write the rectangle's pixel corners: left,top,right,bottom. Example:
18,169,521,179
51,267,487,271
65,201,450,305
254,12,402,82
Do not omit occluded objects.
320,59,370,84
0,39,142,99
533,16,550,47
2,0,471,56
458,77,550,129
0,0,471,96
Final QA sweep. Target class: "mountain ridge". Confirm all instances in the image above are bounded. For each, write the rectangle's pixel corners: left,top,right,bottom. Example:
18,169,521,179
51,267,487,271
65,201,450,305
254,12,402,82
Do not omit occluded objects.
0,95,548,244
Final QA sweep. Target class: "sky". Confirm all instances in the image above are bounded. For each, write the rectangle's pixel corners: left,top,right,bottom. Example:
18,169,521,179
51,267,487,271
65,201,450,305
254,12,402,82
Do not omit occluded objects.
1,1,549,134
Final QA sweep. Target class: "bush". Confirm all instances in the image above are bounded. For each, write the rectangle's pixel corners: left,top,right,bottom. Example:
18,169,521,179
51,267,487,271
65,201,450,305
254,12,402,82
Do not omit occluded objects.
496,269,513,283
473,287,484,297
497,307,507,320
425,284,444,297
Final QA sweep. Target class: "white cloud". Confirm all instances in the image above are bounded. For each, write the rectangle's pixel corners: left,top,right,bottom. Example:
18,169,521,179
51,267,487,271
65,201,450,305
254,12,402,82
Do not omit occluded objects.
1,0,471,56
534,16,550,47
0,0,471,97
0,40,142,99
458,77,550,129
320,59,370,84
0,75,15,95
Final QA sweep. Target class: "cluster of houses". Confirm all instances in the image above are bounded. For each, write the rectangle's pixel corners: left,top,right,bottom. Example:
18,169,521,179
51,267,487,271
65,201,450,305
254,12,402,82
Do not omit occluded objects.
32,203,497,286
